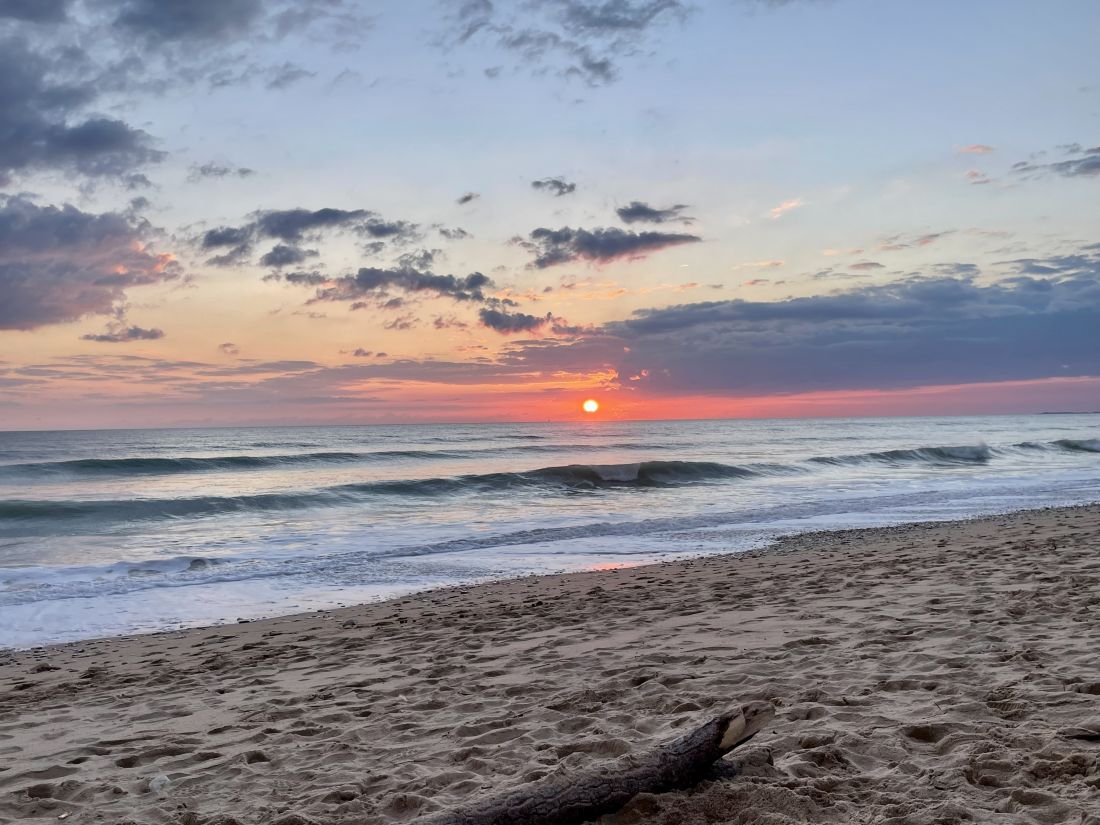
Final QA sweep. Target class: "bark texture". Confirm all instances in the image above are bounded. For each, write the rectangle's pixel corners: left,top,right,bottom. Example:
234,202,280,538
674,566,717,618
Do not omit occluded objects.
415,702,774,825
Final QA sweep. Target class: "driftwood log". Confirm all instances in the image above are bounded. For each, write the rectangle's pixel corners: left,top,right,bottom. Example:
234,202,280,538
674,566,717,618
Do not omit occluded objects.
416,702,775,825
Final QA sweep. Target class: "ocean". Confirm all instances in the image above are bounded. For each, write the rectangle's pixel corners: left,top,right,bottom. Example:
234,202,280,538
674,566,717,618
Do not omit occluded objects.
1,414,1098,648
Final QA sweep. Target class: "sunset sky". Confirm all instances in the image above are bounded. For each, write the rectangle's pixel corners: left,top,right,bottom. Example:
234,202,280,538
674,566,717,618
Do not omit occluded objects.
2,0,1099,429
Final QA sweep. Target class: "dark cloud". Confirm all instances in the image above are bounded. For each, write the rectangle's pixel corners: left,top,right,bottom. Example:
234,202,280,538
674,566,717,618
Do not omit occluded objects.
849,261,884,271
254,207,373,241
187,162,255,182
81,324,165,343
218,342,240,355
978,143,1100,186
479,307,550,334
1011,144,1100,179
0,0,69,22
552,249,1100,395
259,244,318,268
360,218,419,240
0,195,180,330
0,37,165,185
0,1,368,188
615,200,691,224
111,0,265,43
200,207,421,267
202,225,253,265
304,266,494,305
203,226,253,248
520,225,701,268
281,270,328,285
531,176,577,196
457,192,479,205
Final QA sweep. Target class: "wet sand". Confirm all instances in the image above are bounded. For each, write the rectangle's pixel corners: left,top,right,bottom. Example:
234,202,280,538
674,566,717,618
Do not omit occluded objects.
2,505,1100,824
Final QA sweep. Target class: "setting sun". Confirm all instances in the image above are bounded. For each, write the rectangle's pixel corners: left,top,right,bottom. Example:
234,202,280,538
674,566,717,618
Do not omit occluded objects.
582,399,599,414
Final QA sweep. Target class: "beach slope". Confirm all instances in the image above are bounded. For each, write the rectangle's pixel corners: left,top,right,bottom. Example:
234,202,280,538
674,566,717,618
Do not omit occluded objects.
2,506,1099,824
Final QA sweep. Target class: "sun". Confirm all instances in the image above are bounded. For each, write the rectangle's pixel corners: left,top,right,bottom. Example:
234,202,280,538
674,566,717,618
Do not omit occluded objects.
582,398,599,414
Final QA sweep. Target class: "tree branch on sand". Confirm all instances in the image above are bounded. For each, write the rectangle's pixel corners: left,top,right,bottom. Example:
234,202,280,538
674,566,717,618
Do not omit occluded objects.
417,702,775,825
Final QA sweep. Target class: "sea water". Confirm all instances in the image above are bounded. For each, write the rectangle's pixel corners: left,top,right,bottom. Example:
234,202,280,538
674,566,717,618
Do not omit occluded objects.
1,414,1098,647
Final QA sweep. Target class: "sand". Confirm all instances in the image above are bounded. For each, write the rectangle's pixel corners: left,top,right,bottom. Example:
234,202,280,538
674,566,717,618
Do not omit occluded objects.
2,504,1100,825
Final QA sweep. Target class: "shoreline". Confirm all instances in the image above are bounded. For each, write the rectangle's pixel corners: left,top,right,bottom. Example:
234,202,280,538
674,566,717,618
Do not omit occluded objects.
3,503,1100,823
5,500,1098,655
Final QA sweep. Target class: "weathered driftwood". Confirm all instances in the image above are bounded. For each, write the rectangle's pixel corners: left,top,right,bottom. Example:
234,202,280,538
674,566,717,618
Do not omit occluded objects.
416,702,775,825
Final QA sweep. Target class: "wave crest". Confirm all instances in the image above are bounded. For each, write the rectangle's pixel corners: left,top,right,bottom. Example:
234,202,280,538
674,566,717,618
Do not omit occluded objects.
810,444,994,467
0,460,760,525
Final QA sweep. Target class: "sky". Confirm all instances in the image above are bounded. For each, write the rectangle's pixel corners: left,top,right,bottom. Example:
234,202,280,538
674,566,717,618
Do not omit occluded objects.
1,0,1099,429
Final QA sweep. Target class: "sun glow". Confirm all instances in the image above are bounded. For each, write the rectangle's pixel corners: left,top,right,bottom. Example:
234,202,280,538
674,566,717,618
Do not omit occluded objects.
582,398,599,414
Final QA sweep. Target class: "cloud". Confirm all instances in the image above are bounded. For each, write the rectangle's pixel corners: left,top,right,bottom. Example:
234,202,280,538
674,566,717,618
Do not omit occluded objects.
111,0,265,42
977,143,1100,186
878,231,953,252
958,144,995,154
253,207,375,241
1011,144,1100,179
259,244,318,268
444,0,690,85
187,162,255,182
478,307,550,334
0,36,165,185
731,259,784,270
457,192,479,205
566,248,1100,395
0,195,181,330
280,270,328,285
0,0,371,188
81,324,165,343
768,197,804,219
200,206,421,266
218,342,240,355
519,225,701,268
301,266,494,305
616,200,691,224
850,261,885,271
0,0,69,22
433,314,470,330
531,176,577,196
265,62,314,89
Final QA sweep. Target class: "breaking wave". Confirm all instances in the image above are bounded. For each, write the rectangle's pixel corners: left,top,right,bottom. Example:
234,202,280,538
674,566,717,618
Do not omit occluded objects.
810,444,994,467
2,438,1096,530
0,460,766,525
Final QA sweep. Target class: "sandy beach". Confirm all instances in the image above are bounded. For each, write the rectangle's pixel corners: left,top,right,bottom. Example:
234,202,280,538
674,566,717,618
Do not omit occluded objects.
3,504,1099,824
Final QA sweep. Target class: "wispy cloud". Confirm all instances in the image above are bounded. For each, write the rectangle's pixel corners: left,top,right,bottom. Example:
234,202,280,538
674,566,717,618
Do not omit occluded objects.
768,197,804,219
